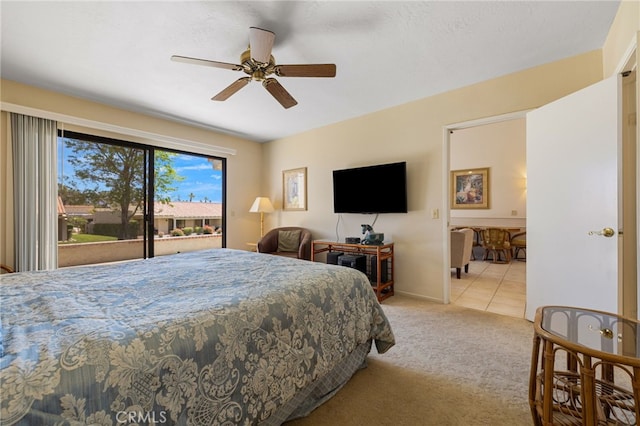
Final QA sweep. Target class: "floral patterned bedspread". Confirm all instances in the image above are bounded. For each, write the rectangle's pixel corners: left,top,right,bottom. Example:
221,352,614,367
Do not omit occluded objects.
0,249,394,425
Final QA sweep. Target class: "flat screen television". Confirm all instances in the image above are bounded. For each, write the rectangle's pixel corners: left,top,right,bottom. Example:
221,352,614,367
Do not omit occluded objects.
332,161,408,214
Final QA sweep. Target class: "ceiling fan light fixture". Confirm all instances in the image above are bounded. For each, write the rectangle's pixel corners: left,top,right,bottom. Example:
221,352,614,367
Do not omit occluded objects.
252,69,266,81
172,27,336,108
249,27,275,64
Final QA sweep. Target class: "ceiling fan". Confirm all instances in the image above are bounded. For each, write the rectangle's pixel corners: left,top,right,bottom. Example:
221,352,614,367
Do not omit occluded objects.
171,27,336,109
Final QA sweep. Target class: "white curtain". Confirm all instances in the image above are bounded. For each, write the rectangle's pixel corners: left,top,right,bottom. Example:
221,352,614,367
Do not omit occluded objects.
11,113,58,271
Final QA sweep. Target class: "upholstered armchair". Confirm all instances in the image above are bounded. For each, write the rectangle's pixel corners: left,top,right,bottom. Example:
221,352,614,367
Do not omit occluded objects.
450,228,474,279
257,227,312,260
1,264,14,274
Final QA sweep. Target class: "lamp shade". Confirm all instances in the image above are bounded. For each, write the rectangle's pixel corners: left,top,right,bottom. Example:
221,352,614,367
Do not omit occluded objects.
249,197,274,213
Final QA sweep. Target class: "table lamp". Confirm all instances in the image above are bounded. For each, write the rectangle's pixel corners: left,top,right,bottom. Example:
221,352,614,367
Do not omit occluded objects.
249,197,274,238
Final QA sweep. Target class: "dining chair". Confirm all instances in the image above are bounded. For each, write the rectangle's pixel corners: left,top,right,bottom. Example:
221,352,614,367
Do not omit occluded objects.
480,228,511,263
510,231,526,261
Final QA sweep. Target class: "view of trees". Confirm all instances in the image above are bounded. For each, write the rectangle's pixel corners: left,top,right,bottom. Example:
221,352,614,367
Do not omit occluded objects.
59,138,183,239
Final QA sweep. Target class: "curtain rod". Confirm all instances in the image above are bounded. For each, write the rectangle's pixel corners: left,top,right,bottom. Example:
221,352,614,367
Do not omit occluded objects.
1,102,237,157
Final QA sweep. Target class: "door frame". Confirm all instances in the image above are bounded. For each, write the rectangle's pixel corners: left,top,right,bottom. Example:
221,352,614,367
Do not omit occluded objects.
622,69,637,319
612,36,637,319
442,110,531,304
442,40,638,314
618,37,638,317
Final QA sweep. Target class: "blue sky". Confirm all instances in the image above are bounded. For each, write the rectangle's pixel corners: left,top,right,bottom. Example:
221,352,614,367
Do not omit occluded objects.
58,138,223,203
169,154,223,203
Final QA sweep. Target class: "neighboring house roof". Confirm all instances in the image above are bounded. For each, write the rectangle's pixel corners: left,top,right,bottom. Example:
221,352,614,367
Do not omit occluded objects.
154,202,222,219
61,201,221,220
57,196,66,216
64,205,95,216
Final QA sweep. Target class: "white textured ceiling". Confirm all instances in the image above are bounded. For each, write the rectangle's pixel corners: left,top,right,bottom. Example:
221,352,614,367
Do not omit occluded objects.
1,1,620,143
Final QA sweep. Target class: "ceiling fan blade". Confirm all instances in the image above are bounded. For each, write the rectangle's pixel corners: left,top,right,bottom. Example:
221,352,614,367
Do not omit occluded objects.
249,27,275,64
212,77,251,101
171,55,243,71
263,78,298,109
275,64,337,78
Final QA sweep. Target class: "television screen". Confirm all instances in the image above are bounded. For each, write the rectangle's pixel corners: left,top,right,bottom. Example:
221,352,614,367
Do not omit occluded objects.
332,162,408,213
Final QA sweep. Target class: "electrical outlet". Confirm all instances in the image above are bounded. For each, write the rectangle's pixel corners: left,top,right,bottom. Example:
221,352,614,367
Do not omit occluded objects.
431,208,439,219
511,210,518,216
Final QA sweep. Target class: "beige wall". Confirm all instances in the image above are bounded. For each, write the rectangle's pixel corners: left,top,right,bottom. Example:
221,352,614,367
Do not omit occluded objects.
260,1,639,303
0,80,264,268
261,50,604,302
602,0,639,76
449,118,526,228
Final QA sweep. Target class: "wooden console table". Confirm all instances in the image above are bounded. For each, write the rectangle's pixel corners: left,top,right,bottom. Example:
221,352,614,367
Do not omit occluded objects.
311,241,394,302
530,306,640,425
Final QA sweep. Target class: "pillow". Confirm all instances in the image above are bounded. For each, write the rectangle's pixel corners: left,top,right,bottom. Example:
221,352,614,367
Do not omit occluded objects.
278,230,301,252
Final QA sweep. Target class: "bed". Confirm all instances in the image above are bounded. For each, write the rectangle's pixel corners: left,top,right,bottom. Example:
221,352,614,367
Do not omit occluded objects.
0,248,395,425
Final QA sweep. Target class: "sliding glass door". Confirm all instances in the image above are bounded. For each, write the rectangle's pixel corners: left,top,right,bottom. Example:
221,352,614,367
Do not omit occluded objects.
57,131,225,267
151,152,225,257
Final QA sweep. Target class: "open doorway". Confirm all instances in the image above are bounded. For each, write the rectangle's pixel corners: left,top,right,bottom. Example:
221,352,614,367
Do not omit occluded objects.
444,114,528,318
444,49,637,321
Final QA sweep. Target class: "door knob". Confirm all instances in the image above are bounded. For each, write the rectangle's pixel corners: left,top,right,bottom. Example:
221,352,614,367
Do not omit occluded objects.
588,227,616,237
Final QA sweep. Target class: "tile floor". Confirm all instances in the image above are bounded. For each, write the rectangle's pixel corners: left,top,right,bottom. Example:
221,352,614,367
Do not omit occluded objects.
450,258,526,319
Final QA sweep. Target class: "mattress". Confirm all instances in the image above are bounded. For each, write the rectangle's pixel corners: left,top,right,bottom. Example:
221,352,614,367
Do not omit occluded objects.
0,248,395,425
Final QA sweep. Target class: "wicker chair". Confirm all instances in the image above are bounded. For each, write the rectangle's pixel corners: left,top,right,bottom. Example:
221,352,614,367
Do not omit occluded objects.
450,228,474,279
1,264,15,274
510,231,526,261
480,228,511,263
257,227,312,260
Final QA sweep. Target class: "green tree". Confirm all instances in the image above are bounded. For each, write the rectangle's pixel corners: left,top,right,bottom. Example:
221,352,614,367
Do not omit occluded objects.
64,139,183,239
58,182,93,205
154,151,184,205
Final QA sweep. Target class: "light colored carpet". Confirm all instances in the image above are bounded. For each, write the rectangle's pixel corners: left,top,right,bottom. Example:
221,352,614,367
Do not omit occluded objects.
286,295,534,426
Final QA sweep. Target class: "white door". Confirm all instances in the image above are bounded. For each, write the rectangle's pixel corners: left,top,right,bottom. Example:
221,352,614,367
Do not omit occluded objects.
525,75,621,321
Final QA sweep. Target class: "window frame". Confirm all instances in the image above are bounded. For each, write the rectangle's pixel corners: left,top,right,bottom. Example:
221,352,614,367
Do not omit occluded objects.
57,130,227,260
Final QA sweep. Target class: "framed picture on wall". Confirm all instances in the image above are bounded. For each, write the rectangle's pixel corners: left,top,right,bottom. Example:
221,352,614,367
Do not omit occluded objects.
283,167,307,211
450,167,490,209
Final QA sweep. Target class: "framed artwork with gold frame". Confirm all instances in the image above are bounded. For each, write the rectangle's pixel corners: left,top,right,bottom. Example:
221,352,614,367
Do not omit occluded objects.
283,167,307,211
451,167,490,209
